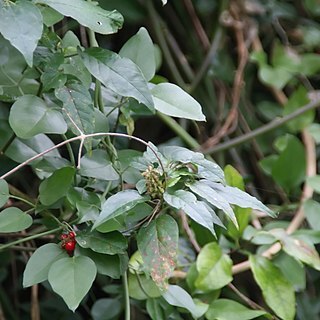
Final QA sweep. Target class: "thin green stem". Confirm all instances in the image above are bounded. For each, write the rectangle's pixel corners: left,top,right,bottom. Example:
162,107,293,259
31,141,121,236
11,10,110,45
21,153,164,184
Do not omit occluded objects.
157,112,200,149
123,271,130,320
9,195,35,208
0,227,61,251
62,134,76,167
204,98,320,154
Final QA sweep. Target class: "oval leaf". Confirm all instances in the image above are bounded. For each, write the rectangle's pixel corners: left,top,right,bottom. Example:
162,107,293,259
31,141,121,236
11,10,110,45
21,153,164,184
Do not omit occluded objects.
39,167,75,206
76,230,127,255
92,190,148,229
0,179,9,208
137,214,178,288
206,299,267,320
80,47,154,109
249,255,295,320
0,1,43,66
119,27,156,81
79,150,119,181
9,95,67,139
48,256,97,312
0,207,32,233
23,243,68,287
162,285,208,319
35,0,123,35
152,83,206,121
55,83,94,136
195,242,233,291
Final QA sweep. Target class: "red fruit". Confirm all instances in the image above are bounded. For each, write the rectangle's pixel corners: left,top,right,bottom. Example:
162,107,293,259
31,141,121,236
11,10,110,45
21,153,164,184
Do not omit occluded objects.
64,240,76,252
60,233,68,240
68,231,76,238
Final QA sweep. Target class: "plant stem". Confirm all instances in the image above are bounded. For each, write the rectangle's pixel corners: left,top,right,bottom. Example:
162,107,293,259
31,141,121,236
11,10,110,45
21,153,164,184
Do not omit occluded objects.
0,132,165,181
62,134,76,167
9,195,35,208
189,28,223,93
157,112,200,149
0,227,61,251
204,98,320,154
123,271,130,320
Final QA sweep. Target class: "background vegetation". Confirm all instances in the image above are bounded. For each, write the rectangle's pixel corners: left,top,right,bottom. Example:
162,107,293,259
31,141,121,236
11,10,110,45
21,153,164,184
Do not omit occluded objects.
0,0,320,319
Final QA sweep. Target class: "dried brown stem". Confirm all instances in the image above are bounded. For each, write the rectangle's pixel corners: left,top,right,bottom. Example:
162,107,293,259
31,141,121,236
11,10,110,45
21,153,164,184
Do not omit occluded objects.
183,0,210,51
180,211,201,253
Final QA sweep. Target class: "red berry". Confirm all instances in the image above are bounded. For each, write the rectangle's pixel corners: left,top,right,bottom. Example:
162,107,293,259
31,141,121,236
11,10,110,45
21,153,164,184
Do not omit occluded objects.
60,233,68,240
64,240,76,252
68,231,76,238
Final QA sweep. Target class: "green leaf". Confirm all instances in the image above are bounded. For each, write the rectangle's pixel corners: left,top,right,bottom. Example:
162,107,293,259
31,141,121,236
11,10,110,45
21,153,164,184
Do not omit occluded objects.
77,247,126,279
164,190,223,236
306,175,320,193
259,65,292,90
35,0,123,35
303,199,320,230
119,27,156,81
152,83,206,121
187,180,238,227
274,252,306,291
0,36,39,102
79,150,119,181
23,243,68,287
146,299,166,320
271,135,306,192
92,190,148,229
0,179,9,208
76,230,127,255
55,83,95,136
0,207,33,233
195,242,232,291
206,181,275,217
80,47,154,109
137,214,178,288
0,0,43,66
162,285,208,319
128,272,162,300
224,165,251,239
249,255,295,320
9,95,67,138
205,299,267,320
307,123,320,144
273,230,320,271
5,134,61,165
61,56,92,88
162,146,224,183
39,167,75,205
91,298,122,320
48,256,97,312
283,86,314,132
39,6,63,27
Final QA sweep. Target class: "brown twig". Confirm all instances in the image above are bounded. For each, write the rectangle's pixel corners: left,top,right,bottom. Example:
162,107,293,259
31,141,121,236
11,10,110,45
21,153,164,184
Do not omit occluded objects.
183,0,210,51
31,285,40,320
180,211,201,253
200,5,249,151
227,282,266,311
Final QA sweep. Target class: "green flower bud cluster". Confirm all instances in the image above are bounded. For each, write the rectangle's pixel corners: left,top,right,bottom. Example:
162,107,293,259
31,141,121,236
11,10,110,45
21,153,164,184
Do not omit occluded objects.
142,165,165,199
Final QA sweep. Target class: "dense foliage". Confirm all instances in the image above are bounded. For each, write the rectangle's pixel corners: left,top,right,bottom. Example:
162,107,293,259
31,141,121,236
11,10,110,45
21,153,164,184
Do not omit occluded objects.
0,0,320,319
